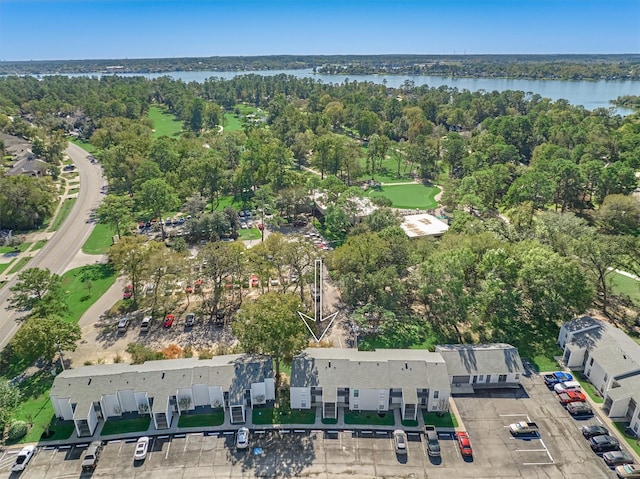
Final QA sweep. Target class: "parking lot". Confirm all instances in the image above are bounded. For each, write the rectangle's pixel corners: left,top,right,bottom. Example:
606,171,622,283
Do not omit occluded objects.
454,373,618,478
0,373,623,478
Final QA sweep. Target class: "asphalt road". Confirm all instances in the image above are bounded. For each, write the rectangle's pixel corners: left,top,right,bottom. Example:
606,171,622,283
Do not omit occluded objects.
0,142,105,350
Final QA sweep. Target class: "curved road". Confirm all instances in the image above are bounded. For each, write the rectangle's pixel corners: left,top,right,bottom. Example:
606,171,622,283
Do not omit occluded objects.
0,142,106,349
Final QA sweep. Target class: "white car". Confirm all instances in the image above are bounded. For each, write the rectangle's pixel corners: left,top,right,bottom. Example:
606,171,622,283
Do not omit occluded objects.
134,436,149,461
12,445,36,471
393,429,408,455
236,427,250,449
553,380,581,394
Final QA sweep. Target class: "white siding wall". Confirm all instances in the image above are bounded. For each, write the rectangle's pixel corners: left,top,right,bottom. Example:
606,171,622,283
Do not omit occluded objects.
428,390,450,411
630,409,640,435
208,386,224,408
585,361,608,393
609,396,629,418
102,394,121,418
558,326,570,348
265,378,275,400
52,397,74,420
177,388,195,413
165,401,173,427
566,348,587,369
350,388,387,411
117,389,137,413
87,406,98,435
251,383,267,405
290,387,311,409
134,392,150,415
192,384,210,407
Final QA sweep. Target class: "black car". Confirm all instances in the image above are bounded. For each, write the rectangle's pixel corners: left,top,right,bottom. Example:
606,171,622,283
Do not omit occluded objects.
582,425,609,439
590,434,620,452
567,401,593,416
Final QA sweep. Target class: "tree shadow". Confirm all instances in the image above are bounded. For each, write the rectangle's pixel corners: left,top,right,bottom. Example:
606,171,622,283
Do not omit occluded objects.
231,431,318,478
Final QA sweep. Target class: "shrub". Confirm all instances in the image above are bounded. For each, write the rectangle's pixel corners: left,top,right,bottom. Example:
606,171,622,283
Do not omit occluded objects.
8,420,28,441
162,344,184,359
183,346,194,358
198,348,214,360
126,342,163,364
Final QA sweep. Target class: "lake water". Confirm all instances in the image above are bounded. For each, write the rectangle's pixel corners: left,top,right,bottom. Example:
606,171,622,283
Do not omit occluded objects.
69,68,640,116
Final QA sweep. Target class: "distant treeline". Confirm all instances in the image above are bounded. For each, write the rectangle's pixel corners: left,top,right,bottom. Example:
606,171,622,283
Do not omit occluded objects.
613,95,640,109
1,54,639,81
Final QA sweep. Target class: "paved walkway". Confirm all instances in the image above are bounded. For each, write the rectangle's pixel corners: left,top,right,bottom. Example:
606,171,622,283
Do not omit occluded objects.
40,403,462,448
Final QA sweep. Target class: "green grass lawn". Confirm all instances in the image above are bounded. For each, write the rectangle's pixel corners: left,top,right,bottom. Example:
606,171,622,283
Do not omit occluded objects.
366,184,440,209
178,412,225,428
0,242,32,254
68,137,99,155
82,223,117,255
252,407,316,425
223,112,243,132
68,187,80,195
212,194,245,211
610,271,640,303
31,239,47,252
613,422,640,456
100,417,151,436
6,256,30,275
0,260,15,274
238,228,262,241
570,371,604,403
401,419,419,427
344,411,396,426
61,264,117,323
147,105,183,139
423,412,459,428
39,418,76,442
49,198,77,232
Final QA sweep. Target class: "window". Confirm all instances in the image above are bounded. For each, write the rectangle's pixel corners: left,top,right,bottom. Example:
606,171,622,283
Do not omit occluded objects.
301,401,307,408
478,375,484,381
499,375,507,382
354,389,359,398
590,358,594,366
604,374,609,383
433,391,439,399
515,374,520,380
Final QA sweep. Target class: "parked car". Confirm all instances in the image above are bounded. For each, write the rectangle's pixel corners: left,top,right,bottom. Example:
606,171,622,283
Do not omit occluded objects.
134,436,149,461
616,464,640,478
566,401,592,416
582,425,609,439
117,316,129,333
81,441,103,472
123,284,133,300
236,427,250,449
163,314,175,328
140,316,152,332
185,284,193,294
604,450,634,466
558,390,587,404
456,431,473,456
250,275,259,287
424,425,441,457
12,445,36,472
185,313,195,328
543,371,574,386
393,429,408,455
554,380,581,394
590,435,620,452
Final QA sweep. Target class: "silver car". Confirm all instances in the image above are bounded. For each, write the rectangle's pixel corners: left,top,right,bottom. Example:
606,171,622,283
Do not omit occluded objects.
393,429,408,455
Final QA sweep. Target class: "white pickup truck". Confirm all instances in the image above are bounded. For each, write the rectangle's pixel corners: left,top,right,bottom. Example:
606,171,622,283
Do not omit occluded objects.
509,421,539,435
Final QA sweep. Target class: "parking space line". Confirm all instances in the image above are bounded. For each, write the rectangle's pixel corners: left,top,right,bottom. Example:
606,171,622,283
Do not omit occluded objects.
499,414,528,417
164,437,170,460
523,462,555,465
515,448,547,452
539,439,554,462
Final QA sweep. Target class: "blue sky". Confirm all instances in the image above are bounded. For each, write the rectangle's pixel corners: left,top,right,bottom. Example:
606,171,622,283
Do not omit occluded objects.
0,0,638,61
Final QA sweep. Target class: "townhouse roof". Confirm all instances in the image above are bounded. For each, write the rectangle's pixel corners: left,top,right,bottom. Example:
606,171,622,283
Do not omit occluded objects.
434,343,524,376
51,355,272,416
562,315,601,333
290,348,450,399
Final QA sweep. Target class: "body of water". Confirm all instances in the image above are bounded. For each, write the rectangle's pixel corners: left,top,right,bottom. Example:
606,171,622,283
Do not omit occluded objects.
63,68,640,116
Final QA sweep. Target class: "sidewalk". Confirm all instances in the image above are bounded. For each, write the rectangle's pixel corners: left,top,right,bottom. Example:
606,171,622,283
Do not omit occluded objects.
39,404,450,448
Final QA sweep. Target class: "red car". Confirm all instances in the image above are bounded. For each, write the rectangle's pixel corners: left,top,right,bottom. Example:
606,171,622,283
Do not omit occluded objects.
194,279,203,292
559,390,587,404
250,275,259,287
123,284,133,300
456,432,473,457
163,314,175,328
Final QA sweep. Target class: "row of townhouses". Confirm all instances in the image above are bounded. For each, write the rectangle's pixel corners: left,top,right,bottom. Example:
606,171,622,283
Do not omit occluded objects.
558,316,640,435
51,344,524,437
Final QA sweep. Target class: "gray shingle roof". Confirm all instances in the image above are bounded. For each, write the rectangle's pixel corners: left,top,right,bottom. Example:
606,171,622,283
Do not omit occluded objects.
434,343,524,376
290,348,450,397
51,355,272,416
563,315,601,333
